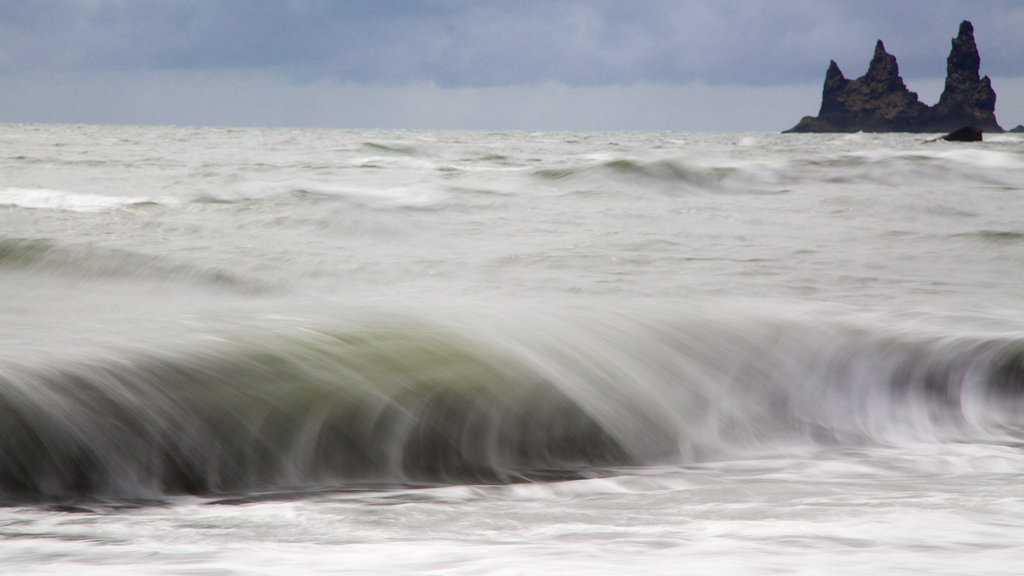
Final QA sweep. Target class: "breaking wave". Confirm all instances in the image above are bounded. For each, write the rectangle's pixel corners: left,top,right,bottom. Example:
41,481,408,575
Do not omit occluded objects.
1,307,1022,503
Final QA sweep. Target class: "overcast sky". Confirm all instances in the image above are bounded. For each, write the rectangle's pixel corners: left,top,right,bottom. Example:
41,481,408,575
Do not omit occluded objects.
1,1,1022,131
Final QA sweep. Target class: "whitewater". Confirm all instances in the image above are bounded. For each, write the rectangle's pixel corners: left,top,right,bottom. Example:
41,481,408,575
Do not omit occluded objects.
2,123,1024,574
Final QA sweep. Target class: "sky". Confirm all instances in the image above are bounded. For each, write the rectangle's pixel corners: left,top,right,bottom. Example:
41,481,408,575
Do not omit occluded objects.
1,0,1022,132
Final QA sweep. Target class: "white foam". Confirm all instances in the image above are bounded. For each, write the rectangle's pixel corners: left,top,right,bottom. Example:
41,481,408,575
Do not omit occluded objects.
0,187,165,213
278,180,448,209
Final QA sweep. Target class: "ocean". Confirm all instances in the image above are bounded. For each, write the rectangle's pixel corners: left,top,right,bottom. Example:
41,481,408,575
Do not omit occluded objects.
1,123,1024,574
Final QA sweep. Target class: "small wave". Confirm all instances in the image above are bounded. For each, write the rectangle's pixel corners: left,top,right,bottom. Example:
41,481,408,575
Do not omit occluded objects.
797,148,1024,190
217,179,448,210
952,230,1024,243
190,192,245,205
533,158,788,195
533,167,578,180
0,237,274,293
361,142,419,155
474,154,510,162
534,159,720,185
0,188,168,213
278,184,447,210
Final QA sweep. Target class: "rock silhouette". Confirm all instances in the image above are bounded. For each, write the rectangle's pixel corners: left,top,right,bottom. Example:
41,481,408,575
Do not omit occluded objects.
940,126,983,142
785,21,1002,133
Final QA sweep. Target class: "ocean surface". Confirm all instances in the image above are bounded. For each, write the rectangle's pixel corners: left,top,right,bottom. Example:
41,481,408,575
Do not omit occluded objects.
2,124,1024,574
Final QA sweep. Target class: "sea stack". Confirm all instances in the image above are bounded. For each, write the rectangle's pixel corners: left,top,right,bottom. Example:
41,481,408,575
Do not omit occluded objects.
785,21,1003,133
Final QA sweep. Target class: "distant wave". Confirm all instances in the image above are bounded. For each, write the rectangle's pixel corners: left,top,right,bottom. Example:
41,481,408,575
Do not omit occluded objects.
361,142,420,155
528,146,1024,195
793,147,1024,188
1,307,1022,503
0,237,275,293
533,159,753,192
251,183,449,210
950,230,1024,243
531,156,793,196
0,188,168,213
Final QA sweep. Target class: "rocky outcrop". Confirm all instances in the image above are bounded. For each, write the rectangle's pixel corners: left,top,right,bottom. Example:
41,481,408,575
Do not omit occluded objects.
927,22,1002,132
1010,125,1024,133
785,21,1003,133
940,126,983,142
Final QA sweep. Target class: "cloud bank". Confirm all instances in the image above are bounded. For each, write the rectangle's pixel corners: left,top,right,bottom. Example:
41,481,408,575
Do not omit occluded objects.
1,1,1021,130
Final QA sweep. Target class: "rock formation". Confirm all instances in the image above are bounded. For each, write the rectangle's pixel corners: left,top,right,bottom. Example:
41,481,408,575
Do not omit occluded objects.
785,21,1003,133
940,126,983,142
1010,125,1024,133
927,21,1002,132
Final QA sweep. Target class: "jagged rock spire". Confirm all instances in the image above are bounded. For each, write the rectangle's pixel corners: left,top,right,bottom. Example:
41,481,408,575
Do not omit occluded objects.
931,20,1000,131
818,61,848,116
947,21,981,81
785,20,1003,133
866,41,896,83
864,40,914,98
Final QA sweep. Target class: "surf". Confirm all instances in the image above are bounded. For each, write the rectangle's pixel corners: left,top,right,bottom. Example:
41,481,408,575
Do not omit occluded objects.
1,305,1021,503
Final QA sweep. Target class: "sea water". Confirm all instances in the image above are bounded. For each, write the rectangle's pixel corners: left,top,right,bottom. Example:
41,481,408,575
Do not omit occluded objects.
1,124,1024,574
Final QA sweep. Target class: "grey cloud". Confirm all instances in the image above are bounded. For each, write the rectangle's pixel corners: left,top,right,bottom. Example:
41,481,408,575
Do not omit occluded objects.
2,0,1023,130
2,1,1021,87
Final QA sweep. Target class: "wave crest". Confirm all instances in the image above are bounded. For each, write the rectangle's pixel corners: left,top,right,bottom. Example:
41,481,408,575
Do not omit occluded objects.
1,308,1022,502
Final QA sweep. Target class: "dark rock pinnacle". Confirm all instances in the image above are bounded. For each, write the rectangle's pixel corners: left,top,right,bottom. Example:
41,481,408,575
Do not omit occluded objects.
785,21,1002,133
929,21,1001,132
